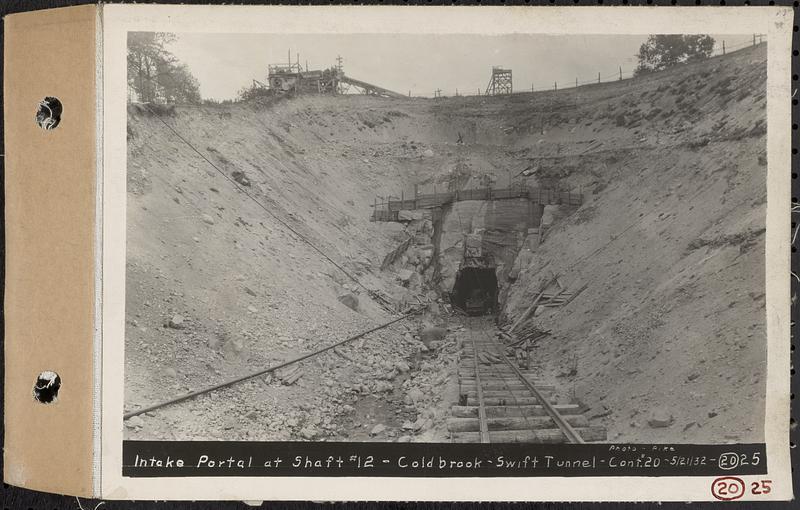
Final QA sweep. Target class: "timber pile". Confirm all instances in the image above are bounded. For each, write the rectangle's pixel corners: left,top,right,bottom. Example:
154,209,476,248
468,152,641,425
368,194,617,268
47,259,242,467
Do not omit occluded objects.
506,276,588,333
278,365,304,385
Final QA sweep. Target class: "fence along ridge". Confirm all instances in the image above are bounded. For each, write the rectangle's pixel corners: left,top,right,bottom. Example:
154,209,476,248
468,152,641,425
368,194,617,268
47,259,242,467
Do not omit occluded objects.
415,37,764,99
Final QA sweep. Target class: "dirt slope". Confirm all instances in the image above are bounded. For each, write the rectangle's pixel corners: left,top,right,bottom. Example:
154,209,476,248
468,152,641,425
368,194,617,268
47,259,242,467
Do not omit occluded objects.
125,94,484,440
125,44,767,443
501,44,767,442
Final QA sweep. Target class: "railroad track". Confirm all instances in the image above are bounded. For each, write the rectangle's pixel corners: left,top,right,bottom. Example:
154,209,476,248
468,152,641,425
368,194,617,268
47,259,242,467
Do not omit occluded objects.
448,317,607,443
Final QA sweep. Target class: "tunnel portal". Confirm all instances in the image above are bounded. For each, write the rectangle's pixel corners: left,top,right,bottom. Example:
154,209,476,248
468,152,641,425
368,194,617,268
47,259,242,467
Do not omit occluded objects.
452,267,499,316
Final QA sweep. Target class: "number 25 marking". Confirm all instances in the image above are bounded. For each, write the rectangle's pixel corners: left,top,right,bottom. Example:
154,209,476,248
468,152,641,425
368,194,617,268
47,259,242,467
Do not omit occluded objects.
751,479,772,495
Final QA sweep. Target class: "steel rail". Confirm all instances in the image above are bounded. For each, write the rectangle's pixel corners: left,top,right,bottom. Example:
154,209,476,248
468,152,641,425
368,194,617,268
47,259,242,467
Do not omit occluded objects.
474,321,539,436
495,339,586,444
468,327,491,443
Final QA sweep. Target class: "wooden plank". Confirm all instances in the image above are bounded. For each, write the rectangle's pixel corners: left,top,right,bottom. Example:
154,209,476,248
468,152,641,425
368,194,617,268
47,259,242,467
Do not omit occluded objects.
447,414,589,432
451,404,582,418
497,350,586,444
509,274,559,333
560,283,588,307
466,396,551,406
460,382,555,392
452,427,607,443
464,389,555,398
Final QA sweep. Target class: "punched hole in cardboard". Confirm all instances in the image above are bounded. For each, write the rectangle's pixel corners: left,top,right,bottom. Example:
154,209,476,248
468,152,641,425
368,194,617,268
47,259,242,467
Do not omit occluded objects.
35,96,62,130
33,371,61,404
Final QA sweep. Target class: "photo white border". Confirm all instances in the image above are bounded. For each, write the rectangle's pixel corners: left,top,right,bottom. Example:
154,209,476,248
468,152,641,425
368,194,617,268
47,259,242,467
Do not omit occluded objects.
100,4,793,501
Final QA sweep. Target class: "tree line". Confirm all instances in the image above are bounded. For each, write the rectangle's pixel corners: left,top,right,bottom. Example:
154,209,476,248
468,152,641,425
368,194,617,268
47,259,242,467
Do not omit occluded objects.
127,32,201,104
634,35,715,77
127,32,273,104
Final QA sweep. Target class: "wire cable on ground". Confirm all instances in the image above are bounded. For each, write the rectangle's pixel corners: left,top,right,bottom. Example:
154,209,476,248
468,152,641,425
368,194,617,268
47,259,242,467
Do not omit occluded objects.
141,103,395,313
123,308,422,420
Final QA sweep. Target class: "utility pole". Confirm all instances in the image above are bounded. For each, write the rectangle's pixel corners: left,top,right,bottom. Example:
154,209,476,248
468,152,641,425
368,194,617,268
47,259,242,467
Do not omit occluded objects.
554,81,557,91
619,66,622,81
722,40,726,55
598,72,601,84
575,77,578,88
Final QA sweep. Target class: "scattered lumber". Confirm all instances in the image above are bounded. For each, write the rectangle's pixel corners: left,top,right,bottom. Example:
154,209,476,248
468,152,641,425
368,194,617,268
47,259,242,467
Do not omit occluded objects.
279,365,303,385
541,293,572,300
451,404,582,418
447,414,589,433
451,427,607,443
483,352,502,363
509,274,560,333
332,347,354,363
561,283,588,307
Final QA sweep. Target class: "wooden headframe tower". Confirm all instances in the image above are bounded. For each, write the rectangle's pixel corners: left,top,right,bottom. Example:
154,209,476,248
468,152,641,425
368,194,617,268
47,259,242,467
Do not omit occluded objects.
485,67,512,95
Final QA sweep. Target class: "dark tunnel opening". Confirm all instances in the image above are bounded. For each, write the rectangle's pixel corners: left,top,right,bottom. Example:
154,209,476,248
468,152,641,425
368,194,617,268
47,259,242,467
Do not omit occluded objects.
452,267,499,316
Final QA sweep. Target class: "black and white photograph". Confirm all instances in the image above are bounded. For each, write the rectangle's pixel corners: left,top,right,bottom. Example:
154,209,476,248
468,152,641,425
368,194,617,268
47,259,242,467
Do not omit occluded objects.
122,30,769,446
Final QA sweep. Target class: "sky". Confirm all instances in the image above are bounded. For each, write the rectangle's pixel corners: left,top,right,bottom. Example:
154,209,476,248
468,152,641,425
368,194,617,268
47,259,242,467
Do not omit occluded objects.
164,33,756,100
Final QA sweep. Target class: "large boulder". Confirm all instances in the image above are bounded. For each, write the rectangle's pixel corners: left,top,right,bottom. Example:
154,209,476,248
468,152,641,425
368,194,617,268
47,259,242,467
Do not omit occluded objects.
406,388,425,404
374,381,393,393
419,326,447,345
647,409,675,428
167,314,185,329
338,293,360,312
125,416,145,429
299,426,318,440
397,268,414,283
